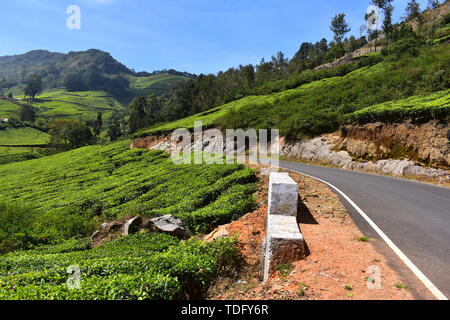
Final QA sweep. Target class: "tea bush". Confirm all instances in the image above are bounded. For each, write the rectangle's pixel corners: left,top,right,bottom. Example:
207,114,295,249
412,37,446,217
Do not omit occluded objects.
347,89,450,124
0,235,240,300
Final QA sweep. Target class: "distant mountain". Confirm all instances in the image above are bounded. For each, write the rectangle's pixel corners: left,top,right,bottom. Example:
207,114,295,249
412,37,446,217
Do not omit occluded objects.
0,49,194,99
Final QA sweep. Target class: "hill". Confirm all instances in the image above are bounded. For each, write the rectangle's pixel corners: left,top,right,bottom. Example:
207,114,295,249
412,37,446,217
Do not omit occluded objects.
135,41,450,140
0,90,124,121
0,49,191,99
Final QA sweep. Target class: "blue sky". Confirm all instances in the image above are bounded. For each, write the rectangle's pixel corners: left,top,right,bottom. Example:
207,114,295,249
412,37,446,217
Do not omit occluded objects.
0,0,433,74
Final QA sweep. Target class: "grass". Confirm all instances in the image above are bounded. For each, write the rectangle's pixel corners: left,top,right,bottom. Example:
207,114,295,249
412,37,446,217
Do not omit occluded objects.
394,283,409,290
358,237,370,243
275,263,294,278
0,127,50,146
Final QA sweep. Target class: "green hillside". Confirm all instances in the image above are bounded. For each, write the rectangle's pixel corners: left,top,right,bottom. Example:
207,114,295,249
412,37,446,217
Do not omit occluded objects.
128,73,189,97
0,147,57,166
0,127,50,146
0,100,20,118
32,90,124,120
348,89,450,125
136,42,450,139
0,139,256,299
0,90,123,121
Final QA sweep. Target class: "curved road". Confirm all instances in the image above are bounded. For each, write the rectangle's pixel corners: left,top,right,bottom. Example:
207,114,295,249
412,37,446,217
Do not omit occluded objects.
279,160,450,300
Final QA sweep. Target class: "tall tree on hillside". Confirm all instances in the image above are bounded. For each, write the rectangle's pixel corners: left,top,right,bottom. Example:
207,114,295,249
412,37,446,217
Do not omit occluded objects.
18,104,36,122
241,65,255,89
369,0,394,49
383,4,395,41
428,0,441,10
0,78,6,97
330,13,351,44
94,112,103,136
404,0,421,21
24,74,43,101
49,119,95,149
128,97,148,133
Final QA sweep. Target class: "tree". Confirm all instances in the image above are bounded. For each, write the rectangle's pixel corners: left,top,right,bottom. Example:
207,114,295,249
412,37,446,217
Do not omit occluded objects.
369,1,394,49
371,0,393,10
107,120,122,141
24,74,43,101
404,0,421,21
383,4,395,41
0,78,5,97
128,97,150,133
48,119,95,149
428,0,441,10
18,104,36,122
64,73,87,92
330,13,351,44
94,112,103,136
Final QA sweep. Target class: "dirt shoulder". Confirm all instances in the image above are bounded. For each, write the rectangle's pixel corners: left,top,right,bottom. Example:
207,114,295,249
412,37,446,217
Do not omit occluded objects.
208,168,434,300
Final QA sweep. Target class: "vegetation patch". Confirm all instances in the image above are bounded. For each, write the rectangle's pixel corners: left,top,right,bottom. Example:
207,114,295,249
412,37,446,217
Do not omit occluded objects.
0,235,240,300
0,140,257,250
136,43,449,140
347,89,450,125
0,127,50,146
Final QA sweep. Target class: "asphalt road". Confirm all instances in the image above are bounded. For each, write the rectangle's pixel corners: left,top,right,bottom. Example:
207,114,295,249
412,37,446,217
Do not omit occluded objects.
279,160,450,299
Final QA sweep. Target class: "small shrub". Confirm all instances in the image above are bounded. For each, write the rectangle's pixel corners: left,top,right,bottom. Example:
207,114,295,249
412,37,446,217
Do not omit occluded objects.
276,263,294,278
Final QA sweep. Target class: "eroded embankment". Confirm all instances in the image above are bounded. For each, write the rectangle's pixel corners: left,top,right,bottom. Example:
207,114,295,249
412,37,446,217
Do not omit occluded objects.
130,121,450,183
281,121,450,183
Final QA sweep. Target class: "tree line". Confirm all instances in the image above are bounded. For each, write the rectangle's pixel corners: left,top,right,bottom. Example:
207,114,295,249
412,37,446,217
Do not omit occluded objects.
127,0,446,134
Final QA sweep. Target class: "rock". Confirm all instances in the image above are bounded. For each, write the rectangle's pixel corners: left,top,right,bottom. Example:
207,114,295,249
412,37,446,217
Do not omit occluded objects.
150,215,190,240
91,230,102,244
90,220,128,247
280,128,450,182
123,217,143,235
204,225,230,242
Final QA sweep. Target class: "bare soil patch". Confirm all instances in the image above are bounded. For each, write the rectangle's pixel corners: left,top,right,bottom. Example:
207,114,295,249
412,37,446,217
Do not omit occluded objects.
208,168,420,300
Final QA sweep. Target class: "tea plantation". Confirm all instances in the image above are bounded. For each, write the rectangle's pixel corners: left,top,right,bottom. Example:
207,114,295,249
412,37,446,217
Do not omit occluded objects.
347,89,450,124
0,140,257,299
0,235,239,300
136,42,449,139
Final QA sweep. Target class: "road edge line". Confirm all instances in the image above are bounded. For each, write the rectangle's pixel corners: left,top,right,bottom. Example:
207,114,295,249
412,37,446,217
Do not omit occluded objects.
283,167,448,301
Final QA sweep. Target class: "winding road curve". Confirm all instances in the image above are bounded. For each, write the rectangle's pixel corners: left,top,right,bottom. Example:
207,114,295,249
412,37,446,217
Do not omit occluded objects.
279,160,450,300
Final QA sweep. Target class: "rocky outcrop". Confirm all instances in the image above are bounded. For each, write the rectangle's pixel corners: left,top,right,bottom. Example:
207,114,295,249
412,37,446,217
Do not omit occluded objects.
132,121,449,182
91,215,189,247
340,122,450,168
281,132,450,182
203,225,230,243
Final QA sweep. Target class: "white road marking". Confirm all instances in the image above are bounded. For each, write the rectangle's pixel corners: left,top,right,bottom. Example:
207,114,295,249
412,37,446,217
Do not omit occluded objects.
283,167,448,301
